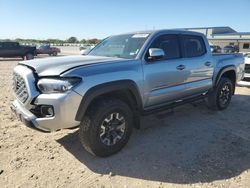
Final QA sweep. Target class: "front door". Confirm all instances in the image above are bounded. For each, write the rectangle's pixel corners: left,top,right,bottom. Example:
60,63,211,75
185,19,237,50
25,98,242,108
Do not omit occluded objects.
143,34,190,107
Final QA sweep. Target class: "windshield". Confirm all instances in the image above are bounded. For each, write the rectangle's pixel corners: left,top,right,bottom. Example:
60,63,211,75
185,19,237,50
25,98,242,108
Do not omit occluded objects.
244,53,250,58
88,33,149,59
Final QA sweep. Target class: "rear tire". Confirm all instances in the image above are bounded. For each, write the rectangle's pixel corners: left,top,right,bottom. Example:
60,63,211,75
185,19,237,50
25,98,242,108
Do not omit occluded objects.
79,98,133,157
52,51,58,56
206,77,233,110
23,53,34,60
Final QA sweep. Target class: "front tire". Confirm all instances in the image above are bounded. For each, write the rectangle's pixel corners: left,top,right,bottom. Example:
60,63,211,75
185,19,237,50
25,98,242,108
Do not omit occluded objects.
206,77,233,110
79,98,133,157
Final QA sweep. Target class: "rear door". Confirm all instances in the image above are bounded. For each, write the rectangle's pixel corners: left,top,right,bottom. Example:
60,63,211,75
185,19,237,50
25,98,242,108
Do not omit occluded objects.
44,45,51,54
10,42,21,56
3,42,20,57
179,34,214,95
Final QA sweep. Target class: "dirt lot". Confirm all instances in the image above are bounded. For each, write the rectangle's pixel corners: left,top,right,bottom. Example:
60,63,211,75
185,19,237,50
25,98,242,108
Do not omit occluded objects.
0,58,250,188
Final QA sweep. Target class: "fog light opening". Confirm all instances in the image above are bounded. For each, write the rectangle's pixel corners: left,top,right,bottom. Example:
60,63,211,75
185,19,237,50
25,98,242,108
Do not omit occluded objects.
40,105,54,117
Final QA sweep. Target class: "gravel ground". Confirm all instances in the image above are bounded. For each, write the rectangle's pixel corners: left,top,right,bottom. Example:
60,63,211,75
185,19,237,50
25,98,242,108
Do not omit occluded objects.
0,58,250,188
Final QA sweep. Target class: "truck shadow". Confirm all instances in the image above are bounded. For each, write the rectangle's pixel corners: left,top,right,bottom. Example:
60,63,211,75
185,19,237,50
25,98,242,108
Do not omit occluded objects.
57,93,250,184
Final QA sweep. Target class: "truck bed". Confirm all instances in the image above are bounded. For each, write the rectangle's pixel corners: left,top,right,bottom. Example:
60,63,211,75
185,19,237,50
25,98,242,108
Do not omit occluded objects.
212,53,245,84
213,53,244,64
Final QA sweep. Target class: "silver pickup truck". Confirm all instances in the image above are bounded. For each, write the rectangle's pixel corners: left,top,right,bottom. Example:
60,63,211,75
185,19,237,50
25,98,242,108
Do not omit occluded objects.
11,30,245,157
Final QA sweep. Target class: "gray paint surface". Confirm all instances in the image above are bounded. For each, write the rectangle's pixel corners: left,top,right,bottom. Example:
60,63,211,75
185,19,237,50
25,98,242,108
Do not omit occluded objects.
14,29,245,131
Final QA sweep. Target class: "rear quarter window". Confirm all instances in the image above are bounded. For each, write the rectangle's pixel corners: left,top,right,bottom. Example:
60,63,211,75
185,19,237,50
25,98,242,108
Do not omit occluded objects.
181,35,206,58
3,42,15,48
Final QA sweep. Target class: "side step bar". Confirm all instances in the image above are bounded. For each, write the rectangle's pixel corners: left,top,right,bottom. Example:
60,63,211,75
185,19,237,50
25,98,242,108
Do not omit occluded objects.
142,94,207,115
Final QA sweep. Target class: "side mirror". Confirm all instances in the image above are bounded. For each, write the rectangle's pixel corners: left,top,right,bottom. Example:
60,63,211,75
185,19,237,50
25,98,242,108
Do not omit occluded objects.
148,48,165,60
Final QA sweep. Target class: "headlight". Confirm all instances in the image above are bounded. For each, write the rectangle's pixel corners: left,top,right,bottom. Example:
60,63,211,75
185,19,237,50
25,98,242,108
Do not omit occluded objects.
37,77,81,94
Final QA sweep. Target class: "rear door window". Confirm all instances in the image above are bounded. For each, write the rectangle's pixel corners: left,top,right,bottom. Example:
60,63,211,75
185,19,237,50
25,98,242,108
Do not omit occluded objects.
181,35,206,58
3,42,14,48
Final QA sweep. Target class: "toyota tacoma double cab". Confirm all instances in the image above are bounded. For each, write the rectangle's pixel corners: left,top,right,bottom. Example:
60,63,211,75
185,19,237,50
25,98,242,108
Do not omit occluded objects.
11,30,245,157
0,41,36,60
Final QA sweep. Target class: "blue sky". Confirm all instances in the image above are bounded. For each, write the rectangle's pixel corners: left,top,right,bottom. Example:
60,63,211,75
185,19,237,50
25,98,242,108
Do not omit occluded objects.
0,0,250,40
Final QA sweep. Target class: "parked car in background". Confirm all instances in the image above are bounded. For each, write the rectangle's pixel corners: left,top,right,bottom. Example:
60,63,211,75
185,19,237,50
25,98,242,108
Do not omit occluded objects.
223,45,239,53
238,52,250,86
79,44,95,55
244,52,250,58
11,30,244,157
36,44,60,56
0,41,36,60
210,45,222,53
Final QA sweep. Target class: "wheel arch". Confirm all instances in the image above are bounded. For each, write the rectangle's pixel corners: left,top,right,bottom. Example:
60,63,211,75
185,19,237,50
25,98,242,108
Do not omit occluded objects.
23,47,35,55
75,80,143,128
214,65,236,92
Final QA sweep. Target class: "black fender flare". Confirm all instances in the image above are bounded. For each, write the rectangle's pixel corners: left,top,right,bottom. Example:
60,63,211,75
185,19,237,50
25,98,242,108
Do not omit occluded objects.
214,65,236,87
75,80,143,121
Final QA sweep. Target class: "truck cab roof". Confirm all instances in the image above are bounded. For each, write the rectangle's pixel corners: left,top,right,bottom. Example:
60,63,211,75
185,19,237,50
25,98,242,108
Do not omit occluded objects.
118,29,206,37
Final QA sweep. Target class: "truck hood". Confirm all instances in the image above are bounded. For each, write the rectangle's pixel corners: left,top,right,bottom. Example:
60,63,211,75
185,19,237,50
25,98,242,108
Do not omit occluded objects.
19,55,125,76
245,57,250,65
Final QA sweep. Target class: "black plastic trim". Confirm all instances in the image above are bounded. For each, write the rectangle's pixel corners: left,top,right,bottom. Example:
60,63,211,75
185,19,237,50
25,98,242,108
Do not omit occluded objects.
214,65,236,87
75,80,143,121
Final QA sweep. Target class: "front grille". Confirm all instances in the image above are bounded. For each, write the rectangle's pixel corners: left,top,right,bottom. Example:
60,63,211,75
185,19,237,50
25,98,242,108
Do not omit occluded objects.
245,64,250,74
13,73,29,103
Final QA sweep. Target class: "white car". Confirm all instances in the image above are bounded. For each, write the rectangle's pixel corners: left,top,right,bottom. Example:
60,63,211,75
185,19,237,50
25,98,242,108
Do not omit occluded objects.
79,45,95,55
238,52,250,87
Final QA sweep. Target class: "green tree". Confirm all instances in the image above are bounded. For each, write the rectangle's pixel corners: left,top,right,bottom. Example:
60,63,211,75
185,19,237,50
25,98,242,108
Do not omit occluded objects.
66,36,78,43
80,39,87,44
47,39,64,44
87,38,101,44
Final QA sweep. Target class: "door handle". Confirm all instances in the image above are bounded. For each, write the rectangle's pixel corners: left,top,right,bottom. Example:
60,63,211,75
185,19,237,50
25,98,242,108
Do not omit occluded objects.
205,62,212,66
176,64,186,70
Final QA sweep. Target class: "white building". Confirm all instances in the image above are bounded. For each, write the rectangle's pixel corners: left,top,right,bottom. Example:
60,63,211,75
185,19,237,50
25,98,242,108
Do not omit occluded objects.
186,26,250,52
